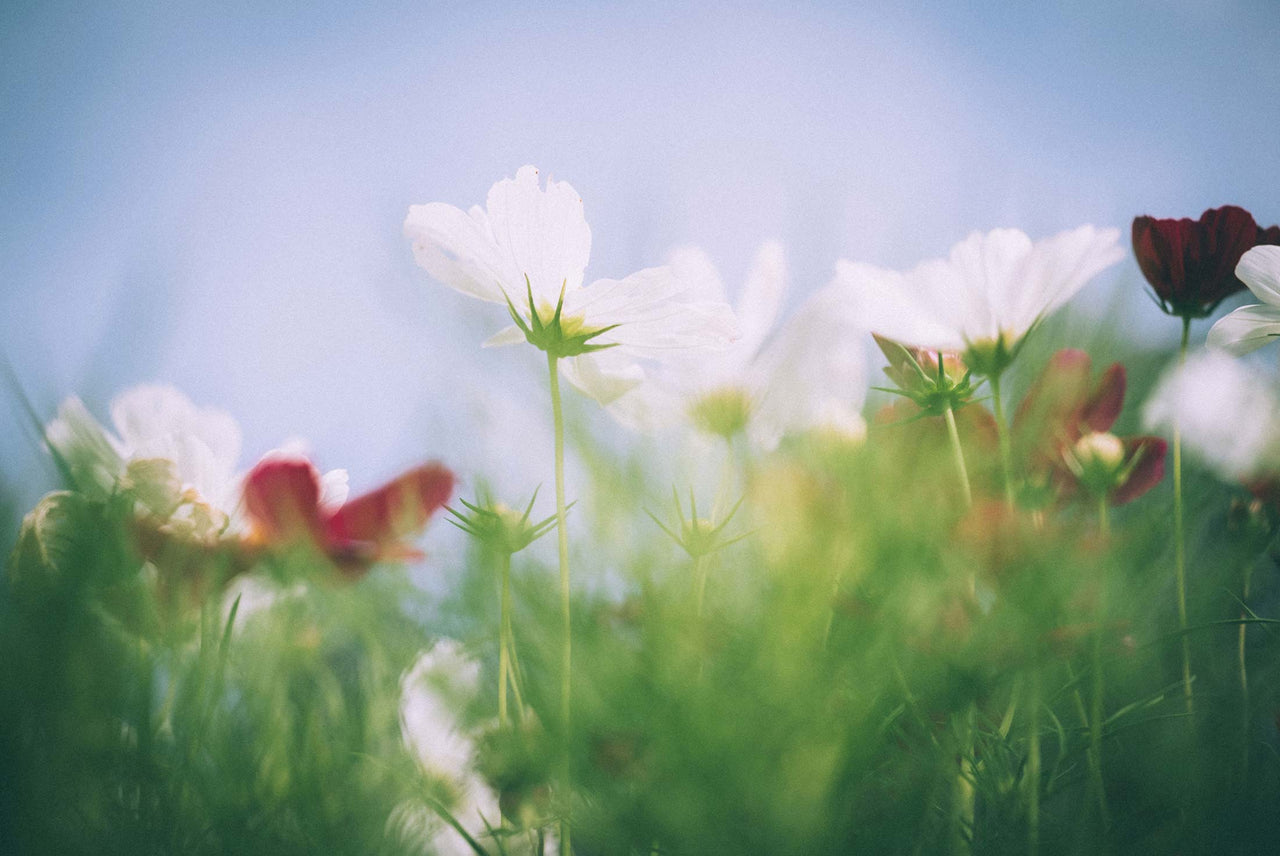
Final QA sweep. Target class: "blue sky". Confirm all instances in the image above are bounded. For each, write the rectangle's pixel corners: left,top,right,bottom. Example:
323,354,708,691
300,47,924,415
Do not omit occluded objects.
2,0,1278,522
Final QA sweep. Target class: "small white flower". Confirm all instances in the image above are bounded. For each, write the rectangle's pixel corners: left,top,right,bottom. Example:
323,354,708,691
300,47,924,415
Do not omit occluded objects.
400,640,500,854
833,226,1123,374
611,243,867,448
404,165,740,405
47,385,243,538
1207,246,1280,356
1144,350,1280,483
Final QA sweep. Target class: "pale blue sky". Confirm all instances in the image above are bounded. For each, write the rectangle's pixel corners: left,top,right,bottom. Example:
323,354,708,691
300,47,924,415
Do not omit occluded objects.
2,0,1278,528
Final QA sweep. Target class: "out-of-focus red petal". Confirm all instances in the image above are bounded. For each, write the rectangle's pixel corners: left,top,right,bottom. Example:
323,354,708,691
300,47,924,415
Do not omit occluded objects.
1014,349,1092,453
325,462,455,548
1259,224,1280,247
1112,436,1167,505
1081,364,1126,434
243,458,325,541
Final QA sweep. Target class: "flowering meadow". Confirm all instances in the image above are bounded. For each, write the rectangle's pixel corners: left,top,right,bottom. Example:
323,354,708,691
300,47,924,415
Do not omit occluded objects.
5,167,1280,856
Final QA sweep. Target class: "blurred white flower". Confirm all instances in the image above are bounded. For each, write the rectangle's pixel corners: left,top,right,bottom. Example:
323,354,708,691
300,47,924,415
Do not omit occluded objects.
404,165,739,404
1144,350,1280,483
612,243,868,448
1207,246,1280,356
833,226,1123,374
47,384,243,538
399,640,500,856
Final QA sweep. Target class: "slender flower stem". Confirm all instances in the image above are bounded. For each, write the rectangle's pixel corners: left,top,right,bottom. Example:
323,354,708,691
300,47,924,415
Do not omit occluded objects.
1240,561,1254,782
989,372,1016,508
499,551,512,727
547,352,572,856
944,405,973,508
1089,502,1112,829
693,554,709,620
1027,669,1041,856
951,704,975,856
1173,316,1193,717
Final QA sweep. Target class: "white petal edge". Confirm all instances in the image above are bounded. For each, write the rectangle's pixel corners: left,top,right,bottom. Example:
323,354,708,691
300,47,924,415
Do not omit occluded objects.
1238,245,1280,307
1206,304,1280,356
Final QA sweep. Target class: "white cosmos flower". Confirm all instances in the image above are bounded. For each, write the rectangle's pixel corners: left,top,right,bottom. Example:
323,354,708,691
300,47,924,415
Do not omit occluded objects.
404,165,740,405
1207,246,1280,356
1144,350,1280,483
610,242,867,448
833,226,1123,373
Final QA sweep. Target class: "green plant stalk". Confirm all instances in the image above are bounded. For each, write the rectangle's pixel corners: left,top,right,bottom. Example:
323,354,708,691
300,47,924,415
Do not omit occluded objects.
951,705,976,856
1091,498,1111,828
499,551,512,727
1240,561,1253,782
547,352,572,856
1028,668,1041,856
989,372,1016,508
944,405,973,508
1173,316,1193,717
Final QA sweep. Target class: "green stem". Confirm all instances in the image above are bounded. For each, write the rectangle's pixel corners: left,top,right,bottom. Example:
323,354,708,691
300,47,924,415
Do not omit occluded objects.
944,405,973,508
1091,496,1111,827
1027,669,1041,856
951,704,975,855
547,353,572,856
1240,561,1253,783
989,372,1016,508
693,554,709,620
499,552,511,727
1173,316,1193,717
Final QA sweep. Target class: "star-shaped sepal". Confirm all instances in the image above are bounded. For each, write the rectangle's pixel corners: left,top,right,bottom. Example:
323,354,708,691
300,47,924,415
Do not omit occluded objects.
873,334,981,417
503,276,621,359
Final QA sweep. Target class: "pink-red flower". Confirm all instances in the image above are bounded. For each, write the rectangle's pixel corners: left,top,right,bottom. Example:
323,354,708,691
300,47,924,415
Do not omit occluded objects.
243,457,454,575
1131,205,1276,319
1014,350,1165,505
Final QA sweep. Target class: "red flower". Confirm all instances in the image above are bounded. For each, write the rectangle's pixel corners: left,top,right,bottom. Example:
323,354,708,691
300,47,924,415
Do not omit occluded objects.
1131,205,1270,319
1014,350,1165,505
244,457,454,575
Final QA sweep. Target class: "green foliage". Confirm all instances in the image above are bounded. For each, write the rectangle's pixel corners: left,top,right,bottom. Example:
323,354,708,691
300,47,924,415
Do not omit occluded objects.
5,312,1280,854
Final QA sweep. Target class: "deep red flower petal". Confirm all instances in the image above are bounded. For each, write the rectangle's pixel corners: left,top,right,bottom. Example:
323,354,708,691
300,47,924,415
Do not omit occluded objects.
324,462,455,550
1259,224,1280,247
1111,436,1167,505
1080,364,1125,434
1133,206,1260,316
243,458,325,542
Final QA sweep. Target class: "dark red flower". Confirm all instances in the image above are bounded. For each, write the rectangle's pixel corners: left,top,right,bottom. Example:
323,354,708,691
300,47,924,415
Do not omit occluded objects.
244,457,454,575
1132,206,1264,319
1014,350,1165,505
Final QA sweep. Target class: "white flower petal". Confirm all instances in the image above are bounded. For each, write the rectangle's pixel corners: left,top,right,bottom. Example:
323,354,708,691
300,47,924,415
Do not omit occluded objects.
668,245,728,304
109,385,242,514
1207,304,1280,356
1012,225,1123,334
403,202,514,303
833,260,966,352
481,325,526,348
572,267,740,351
484,165,592,307
560,351,645,405
319,469,349,512
1144,350,1280,480
1237,245,1280,307
737,241,789,355
750,285,868,449
947,228,1035,340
